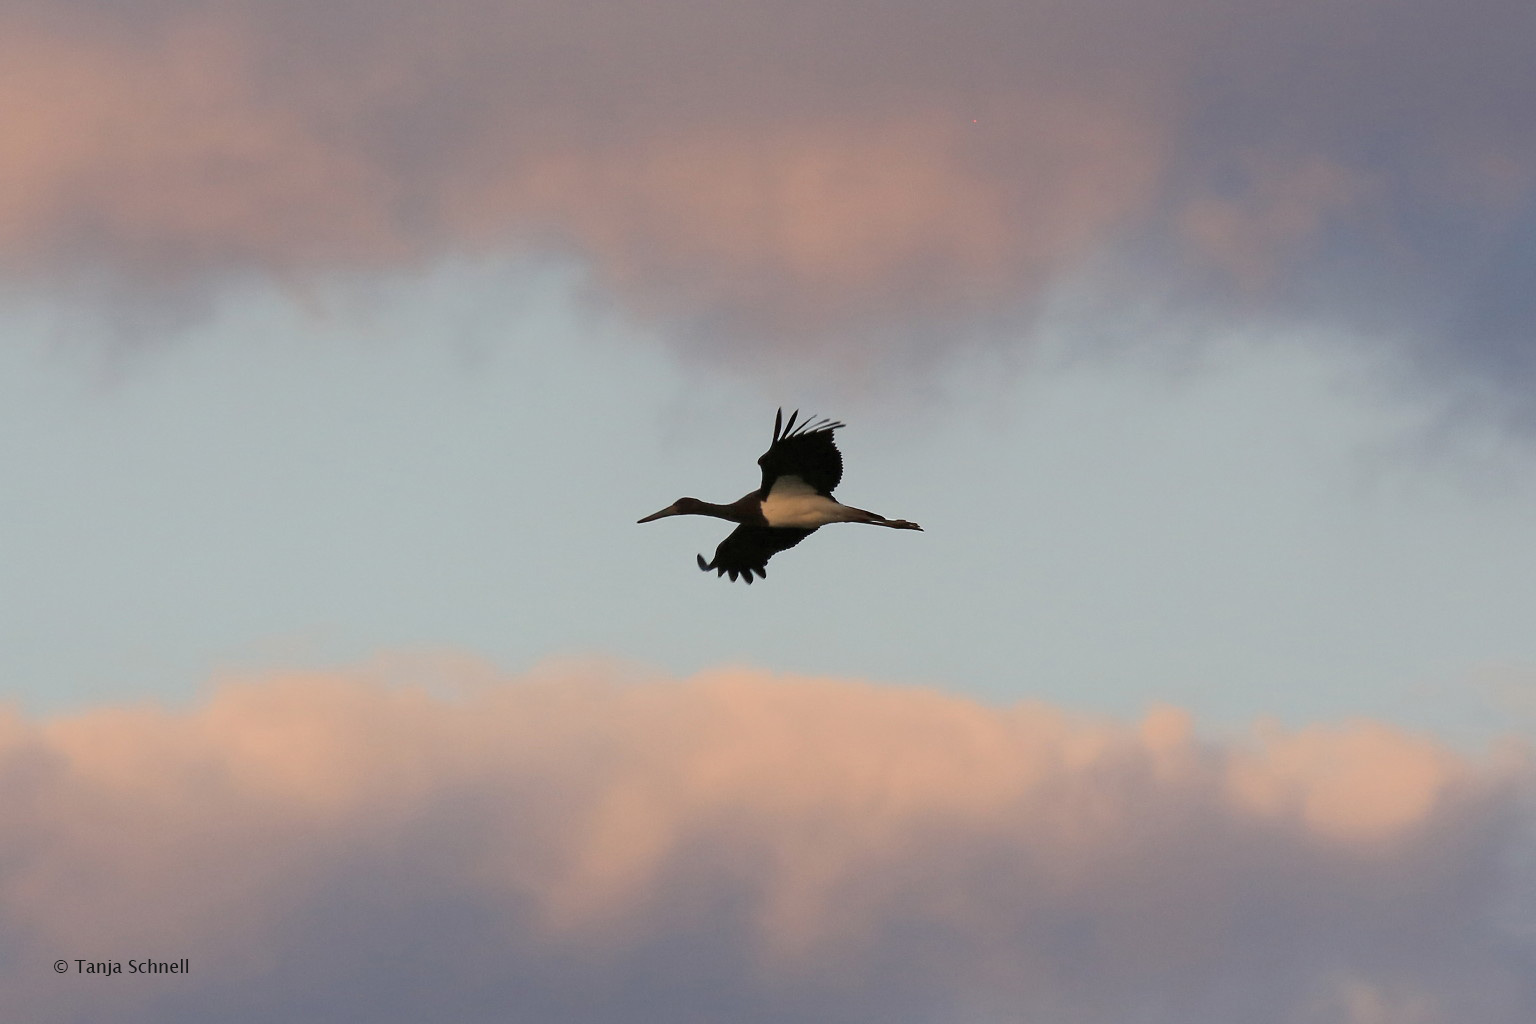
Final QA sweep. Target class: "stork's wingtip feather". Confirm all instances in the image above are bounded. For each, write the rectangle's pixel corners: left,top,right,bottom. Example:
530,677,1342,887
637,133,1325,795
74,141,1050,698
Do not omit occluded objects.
696,554,710,571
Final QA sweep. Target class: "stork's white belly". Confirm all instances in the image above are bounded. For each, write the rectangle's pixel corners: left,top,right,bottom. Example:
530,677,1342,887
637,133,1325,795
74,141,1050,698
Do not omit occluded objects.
761,490,855,528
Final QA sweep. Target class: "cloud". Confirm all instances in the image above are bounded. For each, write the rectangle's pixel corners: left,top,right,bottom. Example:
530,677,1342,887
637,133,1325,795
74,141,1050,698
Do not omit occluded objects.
5,660,1534,1023
2,0,1534,393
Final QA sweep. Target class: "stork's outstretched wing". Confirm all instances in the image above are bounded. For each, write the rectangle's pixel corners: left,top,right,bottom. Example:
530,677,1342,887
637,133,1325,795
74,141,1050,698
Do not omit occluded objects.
757,408,844,498
697,525,817,583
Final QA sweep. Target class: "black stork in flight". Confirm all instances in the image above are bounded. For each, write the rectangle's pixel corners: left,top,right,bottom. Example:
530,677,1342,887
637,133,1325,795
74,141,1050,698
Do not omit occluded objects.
638,409,922,583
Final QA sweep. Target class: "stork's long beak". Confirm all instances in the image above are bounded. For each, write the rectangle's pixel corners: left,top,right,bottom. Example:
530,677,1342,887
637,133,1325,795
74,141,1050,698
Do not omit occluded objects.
637,504,679,523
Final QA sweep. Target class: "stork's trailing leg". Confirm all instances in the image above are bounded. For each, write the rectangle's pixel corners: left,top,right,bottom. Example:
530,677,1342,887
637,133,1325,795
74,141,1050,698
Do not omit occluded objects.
842,506,923,531
877,518,923,530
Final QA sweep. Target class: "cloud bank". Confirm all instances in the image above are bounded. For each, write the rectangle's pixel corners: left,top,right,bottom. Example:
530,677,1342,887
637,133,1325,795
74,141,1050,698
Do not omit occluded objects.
7,661,1534,1023
2,0,1533,392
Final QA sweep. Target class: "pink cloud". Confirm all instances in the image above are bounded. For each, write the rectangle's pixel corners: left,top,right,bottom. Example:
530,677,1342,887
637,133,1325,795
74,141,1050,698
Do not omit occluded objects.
1,0,1532,397
0,14,408,281
3,662,1531,1022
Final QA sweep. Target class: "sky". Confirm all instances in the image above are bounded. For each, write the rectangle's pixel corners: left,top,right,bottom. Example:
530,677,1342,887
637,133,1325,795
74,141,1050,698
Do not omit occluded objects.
4,1,1536,1021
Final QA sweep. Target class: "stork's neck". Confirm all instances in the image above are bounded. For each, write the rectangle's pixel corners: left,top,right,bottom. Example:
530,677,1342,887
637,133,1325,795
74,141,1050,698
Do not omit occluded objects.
688,494,763,524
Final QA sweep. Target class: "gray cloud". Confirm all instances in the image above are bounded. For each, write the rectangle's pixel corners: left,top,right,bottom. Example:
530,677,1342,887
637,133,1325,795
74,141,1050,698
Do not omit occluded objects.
4,663,1535,1023
1,0,1533,399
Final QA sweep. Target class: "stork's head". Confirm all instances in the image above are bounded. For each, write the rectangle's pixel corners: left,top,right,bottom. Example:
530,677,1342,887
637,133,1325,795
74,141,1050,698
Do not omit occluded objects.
637,497,704,523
